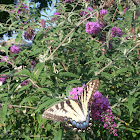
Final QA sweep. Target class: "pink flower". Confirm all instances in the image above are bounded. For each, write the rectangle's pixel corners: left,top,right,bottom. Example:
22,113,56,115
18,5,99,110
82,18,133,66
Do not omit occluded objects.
69,84,85,99
0,75,6,83
123,8,127,14
51,12,61,22
0,56,8,62
10,45,21,53
24,21,27,24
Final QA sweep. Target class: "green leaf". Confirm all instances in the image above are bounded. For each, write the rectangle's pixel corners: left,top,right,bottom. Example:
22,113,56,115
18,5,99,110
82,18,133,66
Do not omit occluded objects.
59,72,79,78
33,62,45,78
67,80,81,84
0,99,8,124
29,48,43,56
19,82,32,92
16,69,31,77
128,96,135,116
0,93,9,98
53,129,62,140
20,96,39,105
35,98,60,113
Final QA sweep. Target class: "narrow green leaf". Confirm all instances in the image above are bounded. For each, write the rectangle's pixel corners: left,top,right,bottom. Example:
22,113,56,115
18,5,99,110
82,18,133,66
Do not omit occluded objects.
0,99,8,124
20,96,39,105
34,62,44,78
16,69,31,77
29,48,43,56
59,72,79,78
35,98,60,113
128,96,135,116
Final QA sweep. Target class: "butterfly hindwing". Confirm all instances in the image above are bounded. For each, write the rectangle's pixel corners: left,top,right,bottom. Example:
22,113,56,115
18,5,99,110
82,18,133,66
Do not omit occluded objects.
42,79,99,130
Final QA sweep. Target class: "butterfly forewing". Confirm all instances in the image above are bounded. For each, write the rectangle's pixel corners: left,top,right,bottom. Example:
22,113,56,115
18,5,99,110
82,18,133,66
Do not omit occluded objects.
79,79,99,116
42,100,86,122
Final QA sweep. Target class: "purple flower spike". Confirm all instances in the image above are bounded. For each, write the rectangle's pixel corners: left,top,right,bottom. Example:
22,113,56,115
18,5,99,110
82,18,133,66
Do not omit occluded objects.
10,45,21,53
100,9,108,16
91,91,118,136
86,22,100,35
111,27,123,37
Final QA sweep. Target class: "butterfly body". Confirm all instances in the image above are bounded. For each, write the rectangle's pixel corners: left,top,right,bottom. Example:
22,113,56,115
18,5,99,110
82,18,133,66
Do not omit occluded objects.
42,79,99,131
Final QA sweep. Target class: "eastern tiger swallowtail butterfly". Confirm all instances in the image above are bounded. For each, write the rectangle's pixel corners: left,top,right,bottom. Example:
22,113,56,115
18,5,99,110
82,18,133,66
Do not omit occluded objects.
42,79,99,132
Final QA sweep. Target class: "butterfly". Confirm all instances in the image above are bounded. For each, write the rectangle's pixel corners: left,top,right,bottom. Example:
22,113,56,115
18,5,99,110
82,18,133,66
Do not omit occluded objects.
42,79,99,132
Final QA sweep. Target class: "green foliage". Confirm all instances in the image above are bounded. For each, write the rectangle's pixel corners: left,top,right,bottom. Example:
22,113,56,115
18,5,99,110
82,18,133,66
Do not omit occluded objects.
0,0,140,139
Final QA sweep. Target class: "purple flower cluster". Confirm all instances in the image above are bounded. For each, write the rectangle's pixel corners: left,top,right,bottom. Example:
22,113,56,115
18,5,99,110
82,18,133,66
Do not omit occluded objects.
101,109,118,136
91,91,110,120
69,84,85,99
11,3,27,14
63,0,73,4
111,27,123,37
24,21,27,24
91,91,118,136
0,56,8,62
21,80,30,86
69,85,118,136
40,19,46,28
100,9,108,16
80,7,93,17
10,45,21,53
51,12,61,22
85,22,100,35
31,61,36,68
24,28,35,41
0,75,6,83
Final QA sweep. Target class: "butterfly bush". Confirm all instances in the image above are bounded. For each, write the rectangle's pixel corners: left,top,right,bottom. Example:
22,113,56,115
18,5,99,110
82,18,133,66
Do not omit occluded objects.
111,27,123,37
80,7,93,17
100,9,108,16
69,86,118,136
85,22,100,35
11,3,27,14
91,91,118,136
24,28,35,41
